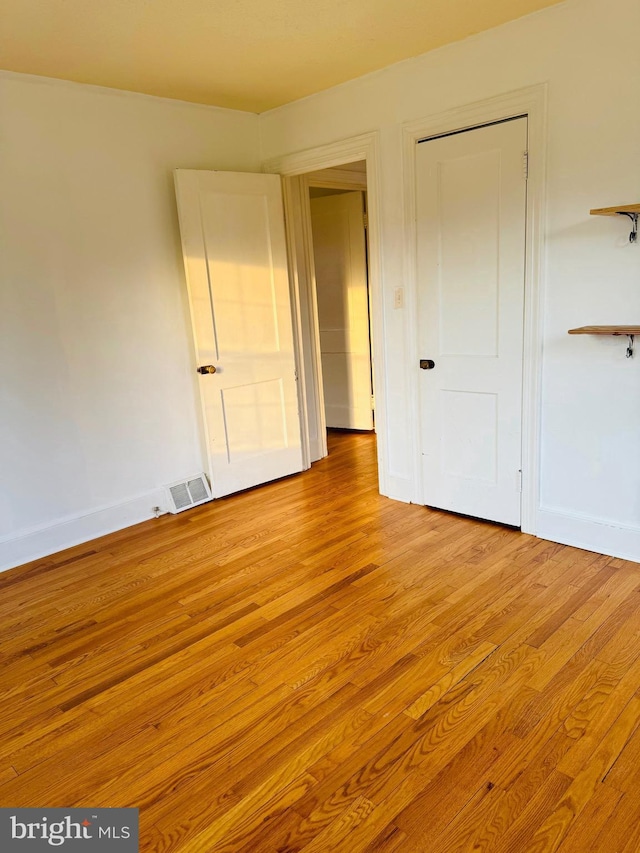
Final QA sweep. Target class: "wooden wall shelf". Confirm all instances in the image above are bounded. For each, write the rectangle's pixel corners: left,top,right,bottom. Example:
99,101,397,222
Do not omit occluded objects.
576,205,640,356
568,325,639,357
590,204,639,243
568,326,640,336
590,204,640,217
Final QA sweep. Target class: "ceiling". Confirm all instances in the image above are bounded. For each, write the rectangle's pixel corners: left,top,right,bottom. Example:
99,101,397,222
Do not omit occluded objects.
0,0,565,112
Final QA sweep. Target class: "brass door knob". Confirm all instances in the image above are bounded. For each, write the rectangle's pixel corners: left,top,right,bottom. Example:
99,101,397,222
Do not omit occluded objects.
197,365,217,374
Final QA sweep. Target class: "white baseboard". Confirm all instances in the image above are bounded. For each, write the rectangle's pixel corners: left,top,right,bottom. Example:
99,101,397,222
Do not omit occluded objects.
0,488,167,574
537,508,640,564
7,487,636,580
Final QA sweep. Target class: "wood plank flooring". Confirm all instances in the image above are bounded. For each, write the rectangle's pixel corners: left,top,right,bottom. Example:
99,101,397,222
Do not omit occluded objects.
2,431,640,851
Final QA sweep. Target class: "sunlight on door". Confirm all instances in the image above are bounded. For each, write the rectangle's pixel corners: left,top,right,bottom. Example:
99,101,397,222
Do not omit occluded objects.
175,170,303,497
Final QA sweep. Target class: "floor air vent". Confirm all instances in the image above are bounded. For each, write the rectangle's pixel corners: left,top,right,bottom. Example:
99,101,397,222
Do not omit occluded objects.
165,474,212,513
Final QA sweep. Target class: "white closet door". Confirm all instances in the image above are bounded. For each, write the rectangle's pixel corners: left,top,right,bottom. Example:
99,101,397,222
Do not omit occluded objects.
416,118,528,525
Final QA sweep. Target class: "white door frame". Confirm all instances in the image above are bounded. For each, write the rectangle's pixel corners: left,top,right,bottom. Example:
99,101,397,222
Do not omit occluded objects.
402,84,548,535
263,133,388,494
306,166,368,192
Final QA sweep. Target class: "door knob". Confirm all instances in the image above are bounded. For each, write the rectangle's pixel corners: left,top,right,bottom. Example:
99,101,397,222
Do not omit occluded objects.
197,365,217,374
419,359,435,370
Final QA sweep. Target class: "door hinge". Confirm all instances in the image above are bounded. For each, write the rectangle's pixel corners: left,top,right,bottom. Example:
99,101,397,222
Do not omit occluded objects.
294,369,298,381
363,212,368,229
370,394,375,410
523,151,529,181
517,469,523,493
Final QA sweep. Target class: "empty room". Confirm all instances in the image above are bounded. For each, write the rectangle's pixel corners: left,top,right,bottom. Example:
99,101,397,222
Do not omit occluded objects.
1,0,640,849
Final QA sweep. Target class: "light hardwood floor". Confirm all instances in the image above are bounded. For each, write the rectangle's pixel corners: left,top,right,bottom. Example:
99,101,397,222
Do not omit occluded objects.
1,431,640,852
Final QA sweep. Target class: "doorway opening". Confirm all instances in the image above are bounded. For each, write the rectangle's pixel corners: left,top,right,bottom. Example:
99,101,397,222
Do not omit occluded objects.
306,162,375,457
269,132,386,493
283,158,377,465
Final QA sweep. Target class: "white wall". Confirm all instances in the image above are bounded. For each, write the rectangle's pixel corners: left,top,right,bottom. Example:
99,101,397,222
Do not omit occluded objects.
260,0,640,561
0,72,259,570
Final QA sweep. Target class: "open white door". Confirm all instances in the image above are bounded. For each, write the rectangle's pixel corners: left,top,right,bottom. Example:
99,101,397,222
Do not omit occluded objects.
416,117,527,526
310,191,373,431
174,170,303,498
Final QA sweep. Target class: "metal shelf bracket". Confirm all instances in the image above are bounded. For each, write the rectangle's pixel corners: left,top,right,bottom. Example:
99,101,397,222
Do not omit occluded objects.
618,211,638,243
